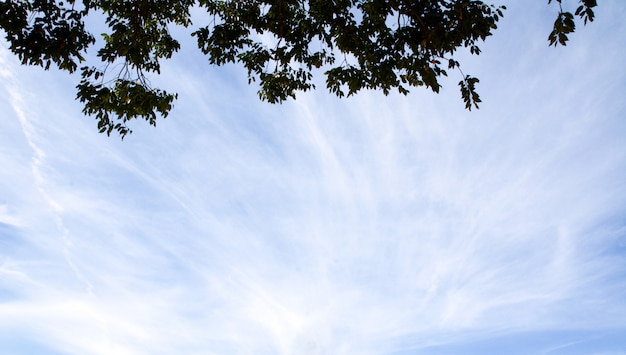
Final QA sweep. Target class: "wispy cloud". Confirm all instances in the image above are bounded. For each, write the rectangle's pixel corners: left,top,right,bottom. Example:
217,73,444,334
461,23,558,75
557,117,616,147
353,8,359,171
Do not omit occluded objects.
1,2,626,354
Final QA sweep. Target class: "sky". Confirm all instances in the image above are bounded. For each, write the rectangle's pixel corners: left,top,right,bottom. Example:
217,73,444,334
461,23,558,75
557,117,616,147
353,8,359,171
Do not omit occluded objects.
1,1,626,354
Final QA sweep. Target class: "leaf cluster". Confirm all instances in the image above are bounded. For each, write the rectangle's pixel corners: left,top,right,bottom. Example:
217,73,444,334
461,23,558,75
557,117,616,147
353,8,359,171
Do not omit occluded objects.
548,0,596,46
193,0,505,110
0,0,597,137
0,0,94,72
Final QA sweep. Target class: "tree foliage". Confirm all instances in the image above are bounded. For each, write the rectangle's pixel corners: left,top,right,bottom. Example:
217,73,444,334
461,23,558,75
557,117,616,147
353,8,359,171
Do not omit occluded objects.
1,0,597,137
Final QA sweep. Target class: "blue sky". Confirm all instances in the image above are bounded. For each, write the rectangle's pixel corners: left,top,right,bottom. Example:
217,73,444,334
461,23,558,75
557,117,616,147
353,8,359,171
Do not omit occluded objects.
1,1,626,354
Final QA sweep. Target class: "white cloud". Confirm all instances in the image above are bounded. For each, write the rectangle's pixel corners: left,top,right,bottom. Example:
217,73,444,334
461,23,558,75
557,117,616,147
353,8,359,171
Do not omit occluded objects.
1,2,626,354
